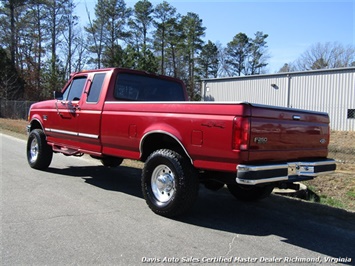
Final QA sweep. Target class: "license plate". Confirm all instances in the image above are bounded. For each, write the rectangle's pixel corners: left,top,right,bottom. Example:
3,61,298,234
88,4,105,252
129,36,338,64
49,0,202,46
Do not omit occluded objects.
288,163,315,176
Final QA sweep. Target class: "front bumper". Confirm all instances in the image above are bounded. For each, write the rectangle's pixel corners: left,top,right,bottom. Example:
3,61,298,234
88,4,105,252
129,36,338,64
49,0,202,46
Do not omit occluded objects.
236,159,336,185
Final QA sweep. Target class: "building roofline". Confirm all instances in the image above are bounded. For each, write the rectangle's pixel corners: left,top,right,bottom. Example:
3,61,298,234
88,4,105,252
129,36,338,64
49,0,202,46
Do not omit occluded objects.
202,67,355,82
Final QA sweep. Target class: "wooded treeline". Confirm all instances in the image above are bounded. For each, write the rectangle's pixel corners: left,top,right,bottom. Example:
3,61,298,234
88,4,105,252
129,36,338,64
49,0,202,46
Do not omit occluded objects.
0,0,270,101
1,0,354,102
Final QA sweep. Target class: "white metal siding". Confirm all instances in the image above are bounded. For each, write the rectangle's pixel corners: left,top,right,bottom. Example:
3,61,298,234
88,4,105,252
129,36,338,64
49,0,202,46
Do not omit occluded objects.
202,68,355,131
289,70,355,131
203,76,289,106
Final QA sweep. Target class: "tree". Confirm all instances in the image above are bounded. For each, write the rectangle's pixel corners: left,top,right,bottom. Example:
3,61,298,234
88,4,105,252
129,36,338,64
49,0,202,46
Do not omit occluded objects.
13,0,47,97
1,0,51,100
120,44,158,72
311,58,328,70
126,0,158,72
1,0,90,101
225,32,269,76
72,33,89,72
85,3,104,68
137,46,158,72
294,42,355,71
103,0,130,67
198,40,219,78
129,0,153,52
225,33,250,76
62,0,79,76
85,0,130,68
278,63,296,73
162,14,183,78
247,31,269,75
102,44,124,67
181,12,205,100
43,0,69,94
0,0,27,65
215,42,232,77
153,1,177,75
0,47,24,100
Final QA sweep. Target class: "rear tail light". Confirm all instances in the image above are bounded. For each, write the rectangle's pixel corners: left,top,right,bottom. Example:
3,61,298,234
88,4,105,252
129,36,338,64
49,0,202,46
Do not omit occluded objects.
233,116,250,150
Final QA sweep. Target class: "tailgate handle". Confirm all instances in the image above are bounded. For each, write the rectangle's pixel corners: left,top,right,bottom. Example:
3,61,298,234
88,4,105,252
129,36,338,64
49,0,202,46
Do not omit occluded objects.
293,115,301,120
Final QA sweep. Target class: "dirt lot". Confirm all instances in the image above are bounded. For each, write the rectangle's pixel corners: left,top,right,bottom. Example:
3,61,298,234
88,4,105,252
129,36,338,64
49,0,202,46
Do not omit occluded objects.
1,118,354,212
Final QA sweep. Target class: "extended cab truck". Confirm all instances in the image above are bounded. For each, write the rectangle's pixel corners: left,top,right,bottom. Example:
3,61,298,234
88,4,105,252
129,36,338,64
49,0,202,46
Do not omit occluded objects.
27,68,336,217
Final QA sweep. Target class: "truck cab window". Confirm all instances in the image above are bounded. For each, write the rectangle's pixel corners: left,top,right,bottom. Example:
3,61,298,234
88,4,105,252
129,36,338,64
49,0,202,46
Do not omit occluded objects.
87,73,106,103
114,73,185,101
63,77,87,101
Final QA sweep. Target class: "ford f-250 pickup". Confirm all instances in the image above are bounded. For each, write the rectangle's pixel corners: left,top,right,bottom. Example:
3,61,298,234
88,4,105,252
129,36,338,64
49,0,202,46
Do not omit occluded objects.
27,67,336,217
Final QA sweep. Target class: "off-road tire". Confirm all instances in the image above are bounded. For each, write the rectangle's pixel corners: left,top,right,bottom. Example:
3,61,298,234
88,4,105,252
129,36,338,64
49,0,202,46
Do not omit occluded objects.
26,129,53,170
100,157,123,167
142,149,199,217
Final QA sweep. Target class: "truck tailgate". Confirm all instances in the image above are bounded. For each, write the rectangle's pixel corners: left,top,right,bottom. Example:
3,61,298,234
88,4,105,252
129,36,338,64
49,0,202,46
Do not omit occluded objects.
248,104,330,162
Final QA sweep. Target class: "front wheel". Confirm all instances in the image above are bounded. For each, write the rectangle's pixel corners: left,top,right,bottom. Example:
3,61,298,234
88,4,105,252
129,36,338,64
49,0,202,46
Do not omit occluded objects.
26,129,53,170
227,183,274,201
142,149,199,217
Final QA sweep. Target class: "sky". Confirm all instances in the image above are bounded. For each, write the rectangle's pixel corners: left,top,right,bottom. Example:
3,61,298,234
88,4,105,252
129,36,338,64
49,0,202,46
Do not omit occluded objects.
76,0,355,73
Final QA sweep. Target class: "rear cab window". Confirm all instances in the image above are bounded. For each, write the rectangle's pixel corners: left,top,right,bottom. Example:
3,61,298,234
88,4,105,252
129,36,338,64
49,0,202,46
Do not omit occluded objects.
114,73,185,101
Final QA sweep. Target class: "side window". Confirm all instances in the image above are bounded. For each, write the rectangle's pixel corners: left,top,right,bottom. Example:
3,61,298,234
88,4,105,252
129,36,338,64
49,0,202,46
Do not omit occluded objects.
64,77,87,101
87,73,106,103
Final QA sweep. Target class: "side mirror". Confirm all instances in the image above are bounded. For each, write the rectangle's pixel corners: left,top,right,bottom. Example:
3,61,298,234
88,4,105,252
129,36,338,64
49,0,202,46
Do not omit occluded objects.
54,91,63,100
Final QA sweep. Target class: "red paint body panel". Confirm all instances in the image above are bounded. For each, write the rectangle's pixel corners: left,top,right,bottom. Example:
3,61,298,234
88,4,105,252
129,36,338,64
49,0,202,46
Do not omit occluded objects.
28,68,332,174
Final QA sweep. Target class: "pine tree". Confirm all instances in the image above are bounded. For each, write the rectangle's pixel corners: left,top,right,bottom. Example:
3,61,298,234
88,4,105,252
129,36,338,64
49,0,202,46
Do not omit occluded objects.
86,0,130,68
198,40,219,78
247,31,269,75
153,1,177,75
181,12,205,100
226,32,250,76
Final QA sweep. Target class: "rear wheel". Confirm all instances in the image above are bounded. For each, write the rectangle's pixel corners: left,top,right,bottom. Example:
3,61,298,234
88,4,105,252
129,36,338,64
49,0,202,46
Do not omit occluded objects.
100,156,123,167
142,149,199,217
26,129,53,170
227,183,274,201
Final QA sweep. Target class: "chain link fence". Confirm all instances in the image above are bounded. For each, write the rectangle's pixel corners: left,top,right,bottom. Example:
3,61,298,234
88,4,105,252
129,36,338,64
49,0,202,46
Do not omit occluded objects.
329,131,355,165
0,99,36,120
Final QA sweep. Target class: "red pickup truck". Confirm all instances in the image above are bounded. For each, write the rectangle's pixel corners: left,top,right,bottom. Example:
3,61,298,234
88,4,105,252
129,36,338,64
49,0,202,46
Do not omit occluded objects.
27,68,336,217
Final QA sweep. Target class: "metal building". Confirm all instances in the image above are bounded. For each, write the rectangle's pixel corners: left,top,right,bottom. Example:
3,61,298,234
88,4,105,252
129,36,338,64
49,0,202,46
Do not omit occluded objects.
201,67,355,131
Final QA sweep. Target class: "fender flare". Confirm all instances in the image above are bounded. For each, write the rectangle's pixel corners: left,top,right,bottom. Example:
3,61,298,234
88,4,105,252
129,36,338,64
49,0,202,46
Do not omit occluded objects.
29,116,44,132
140,129,193,165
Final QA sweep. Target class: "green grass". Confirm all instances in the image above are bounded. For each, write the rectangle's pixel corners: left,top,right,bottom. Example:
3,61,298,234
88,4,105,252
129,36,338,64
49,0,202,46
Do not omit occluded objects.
346,189,355,199
319,195,346,209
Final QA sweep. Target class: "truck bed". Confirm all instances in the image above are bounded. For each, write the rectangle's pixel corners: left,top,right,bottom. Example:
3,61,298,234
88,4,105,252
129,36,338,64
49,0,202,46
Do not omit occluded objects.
101,101,331,172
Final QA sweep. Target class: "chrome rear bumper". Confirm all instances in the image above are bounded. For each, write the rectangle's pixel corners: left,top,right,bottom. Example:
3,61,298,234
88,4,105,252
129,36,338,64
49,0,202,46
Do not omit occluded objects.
236,159,336,185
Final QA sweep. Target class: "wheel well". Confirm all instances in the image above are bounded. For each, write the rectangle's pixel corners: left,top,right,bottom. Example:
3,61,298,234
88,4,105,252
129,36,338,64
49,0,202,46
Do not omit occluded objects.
30,119,43,132
140,133,190,162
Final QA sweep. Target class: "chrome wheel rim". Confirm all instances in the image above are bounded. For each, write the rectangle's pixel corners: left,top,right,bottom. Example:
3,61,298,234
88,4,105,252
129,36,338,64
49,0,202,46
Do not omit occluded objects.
29,138,39,163
151,165,176,203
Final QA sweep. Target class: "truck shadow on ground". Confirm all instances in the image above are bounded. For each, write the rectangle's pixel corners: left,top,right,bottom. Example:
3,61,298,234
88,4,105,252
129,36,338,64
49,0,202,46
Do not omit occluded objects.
48,165,143,198
47,164,355,261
